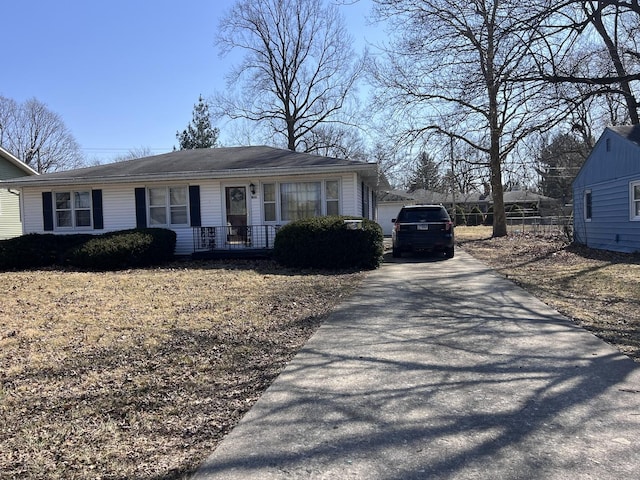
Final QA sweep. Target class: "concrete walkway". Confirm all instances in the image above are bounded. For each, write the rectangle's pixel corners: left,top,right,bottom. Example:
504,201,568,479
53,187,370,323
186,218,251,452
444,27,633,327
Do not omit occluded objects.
193,250,640,479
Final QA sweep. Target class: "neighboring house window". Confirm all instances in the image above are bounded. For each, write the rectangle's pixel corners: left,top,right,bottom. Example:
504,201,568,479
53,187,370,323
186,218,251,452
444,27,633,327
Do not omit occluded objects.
326,180,339,216
148,186,188,226
631,181,640,221
263,183,276,222
584,190,592,221
55,191,92,228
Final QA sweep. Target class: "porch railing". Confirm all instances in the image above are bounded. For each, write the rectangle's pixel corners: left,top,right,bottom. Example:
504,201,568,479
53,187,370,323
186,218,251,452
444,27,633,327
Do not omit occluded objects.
193,225,281,252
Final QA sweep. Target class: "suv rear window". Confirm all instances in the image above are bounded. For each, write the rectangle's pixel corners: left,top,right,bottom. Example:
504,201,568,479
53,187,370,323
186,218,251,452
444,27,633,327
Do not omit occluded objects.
397,207,450,223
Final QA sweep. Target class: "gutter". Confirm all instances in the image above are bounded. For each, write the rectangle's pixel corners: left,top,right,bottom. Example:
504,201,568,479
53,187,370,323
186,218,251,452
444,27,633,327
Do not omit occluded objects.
0,163,380,188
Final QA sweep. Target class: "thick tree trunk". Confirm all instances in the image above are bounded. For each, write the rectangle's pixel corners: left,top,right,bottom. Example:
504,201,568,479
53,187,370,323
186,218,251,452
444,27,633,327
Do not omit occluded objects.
489,118,507,237
287,118,296,151
591,3,639,124
491,159,507,237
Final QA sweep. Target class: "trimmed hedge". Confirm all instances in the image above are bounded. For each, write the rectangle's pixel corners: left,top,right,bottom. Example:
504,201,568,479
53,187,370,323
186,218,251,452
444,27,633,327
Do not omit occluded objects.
66,228,176,270
0,228,176,271
0,233,93,270
273,216,384,270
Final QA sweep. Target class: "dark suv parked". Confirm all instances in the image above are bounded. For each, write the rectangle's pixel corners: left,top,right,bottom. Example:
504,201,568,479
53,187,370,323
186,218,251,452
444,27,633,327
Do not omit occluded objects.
392,204,455,258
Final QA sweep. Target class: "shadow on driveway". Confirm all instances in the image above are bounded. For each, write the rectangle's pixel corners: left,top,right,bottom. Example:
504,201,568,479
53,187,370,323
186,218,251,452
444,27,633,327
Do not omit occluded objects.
194,250,640,479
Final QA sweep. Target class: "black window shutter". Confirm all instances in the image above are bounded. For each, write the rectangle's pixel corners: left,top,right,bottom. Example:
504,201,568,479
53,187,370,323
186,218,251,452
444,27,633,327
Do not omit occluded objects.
189,185,201,227
42,192,54,231
92,189,103,229
135,188,147,228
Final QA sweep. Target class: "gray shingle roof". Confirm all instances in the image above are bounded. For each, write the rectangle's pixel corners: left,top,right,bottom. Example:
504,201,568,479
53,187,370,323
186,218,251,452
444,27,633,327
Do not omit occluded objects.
2,146,382,186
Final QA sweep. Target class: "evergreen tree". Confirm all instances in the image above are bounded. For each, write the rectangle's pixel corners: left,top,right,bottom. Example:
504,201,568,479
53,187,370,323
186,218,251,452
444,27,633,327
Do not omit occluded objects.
406,152,443,192
536,133,589,202
176,96,219,149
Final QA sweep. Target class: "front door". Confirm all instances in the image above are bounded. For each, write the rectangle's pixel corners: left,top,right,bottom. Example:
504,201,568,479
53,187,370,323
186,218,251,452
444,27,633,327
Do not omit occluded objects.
225,186,249,245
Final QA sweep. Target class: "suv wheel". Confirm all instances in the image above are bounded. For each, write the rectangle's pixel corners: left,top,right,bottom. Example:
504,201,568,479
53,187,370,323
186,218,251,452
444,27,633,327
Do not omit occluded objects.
392,246,401,258
445,246,455,258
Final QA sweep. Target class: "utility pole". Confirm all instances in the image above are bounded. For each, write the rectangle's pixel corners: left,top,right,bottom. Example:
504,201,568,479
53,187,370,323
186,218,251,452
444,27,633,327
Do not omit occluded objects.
449,137,457,222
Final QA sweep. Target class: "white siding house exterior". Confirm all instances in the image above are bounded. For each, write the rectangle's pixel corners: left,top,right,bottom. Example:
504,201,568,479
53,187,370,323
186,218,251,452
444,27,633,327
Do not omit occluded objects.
1,146,386,255
377,190,416,236
573,125,640,253
0,146,38,240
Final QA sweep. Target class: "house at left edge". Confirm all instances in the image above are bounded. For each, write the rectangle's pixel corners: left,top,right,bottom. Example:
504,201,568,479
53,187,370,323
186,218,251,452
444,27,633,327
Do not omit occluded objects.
0,146,388,255
0,145,38,240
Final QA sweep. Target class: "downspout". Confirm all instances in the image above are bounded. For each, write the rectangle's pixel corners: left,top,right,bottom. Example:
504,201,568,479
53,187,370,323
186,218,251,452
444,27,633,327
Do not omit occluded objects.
18,187,25,235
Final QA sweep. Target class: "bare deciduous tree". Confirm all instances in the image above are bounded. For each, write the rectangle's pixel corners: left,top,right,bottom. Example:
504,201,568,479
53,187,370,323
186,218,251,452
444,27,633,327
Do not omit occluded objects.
214,0,364,152
112,147,154,162
371,0,565,236
0,96,84,173
298,124,367,161
526,0,640,124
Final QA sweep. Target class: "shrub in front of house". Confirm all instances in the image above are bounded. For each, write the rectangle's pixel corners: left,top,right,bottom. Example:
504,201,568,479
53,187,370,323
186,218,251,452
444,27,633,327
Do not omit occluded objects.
0,233,59,269
0,233,93,269
65,228,176,270
273,215,384,270
0,229,175,271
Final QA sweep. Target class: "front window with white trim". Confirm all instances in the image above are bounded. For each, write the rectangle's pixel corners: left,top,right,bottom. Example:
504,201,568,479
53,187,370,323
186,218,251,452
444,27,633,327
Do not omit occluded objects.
55,191,91,228
261,180,341,223
631,181,640,221
263,183,277,222
326,180,339,216
281,182,322,221
148,186,188,226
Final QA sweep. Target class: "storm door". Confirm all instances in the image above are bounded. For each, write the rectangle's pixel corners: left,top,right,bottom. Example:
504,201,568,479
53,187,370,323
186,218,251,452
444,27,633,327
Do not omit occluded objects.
225,186,249,245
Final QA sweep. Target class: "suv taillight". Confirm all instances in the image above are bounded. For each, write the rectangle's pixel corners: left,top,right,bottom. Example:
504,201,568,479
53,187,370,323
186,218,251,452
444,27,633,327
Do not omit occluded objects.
445,221,453,232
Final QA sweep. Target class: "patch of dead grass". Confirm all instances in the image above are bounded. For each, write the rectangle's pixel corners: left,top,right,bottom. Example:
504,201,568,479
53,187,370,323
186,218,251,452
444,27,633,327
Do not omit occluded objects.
4,229,639,479
457,227,640,361
0,260,364,479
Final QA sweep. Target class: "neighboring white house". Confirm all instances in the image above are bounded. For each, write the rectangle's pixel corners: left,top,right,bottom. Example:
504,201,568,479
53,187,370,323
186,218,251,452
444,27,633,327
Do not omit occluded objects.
377,188,560,235
377,190,416,236
0,146,38,240
573,125,640,253
0,146,388,255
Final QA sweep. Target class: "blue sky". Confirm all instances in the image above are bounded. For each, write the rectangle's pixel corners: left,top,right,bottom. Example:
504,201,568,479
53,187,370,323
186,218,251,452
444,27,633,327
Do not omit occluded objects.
3,0,382,164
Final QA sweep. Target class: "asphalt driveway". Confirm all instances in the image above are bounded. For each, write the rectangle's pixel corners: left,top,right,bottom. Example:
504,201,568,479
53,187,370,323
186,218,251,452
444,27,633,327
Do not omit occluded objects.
193,250,640,479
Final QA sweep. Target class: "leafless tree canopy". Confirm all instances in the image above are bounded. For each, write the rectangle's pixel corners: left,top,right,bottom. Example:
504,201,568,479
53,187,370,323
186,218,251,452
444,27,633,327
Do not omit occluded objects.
524,0,640,124
0,96,84,173
371,0,567,236
214,0,364,152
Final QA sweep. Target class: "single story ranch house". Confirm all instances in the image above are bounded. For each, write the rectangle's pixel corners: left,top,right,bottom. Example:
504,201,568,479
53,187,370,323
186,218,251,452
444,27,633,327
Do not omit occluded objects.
573,125,640,253
0,146,387,255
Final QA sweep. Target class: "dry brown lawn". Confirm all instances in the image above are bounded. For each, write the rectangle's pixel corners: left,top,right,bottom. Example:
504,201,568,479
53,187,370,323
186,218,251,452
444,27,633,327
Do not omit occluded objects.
457,226,640,361
0,260,363,479
2,229,639,479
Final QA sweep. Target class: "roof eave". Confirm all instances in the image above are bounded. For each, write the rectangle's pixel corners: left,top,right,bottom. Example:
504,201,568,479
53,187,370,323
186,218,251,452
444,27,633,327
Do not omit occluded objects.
0,146,39,176
0,163,380,188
